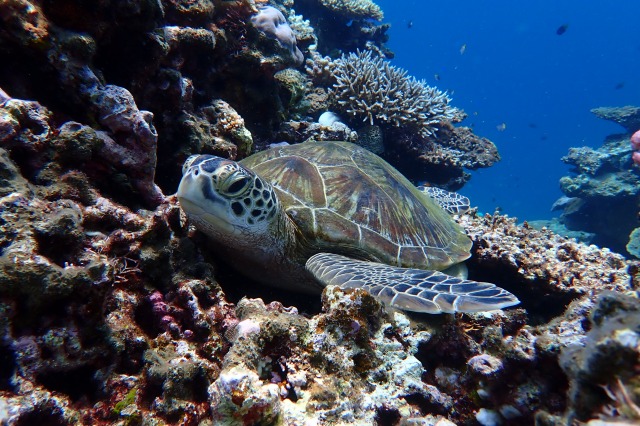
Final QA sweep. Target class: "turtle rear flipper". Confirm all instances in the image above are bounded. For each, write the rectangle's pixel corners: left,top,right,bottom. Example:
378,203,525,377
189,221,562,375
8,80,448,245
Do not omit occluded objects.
419,186,470,215
306,253,519,314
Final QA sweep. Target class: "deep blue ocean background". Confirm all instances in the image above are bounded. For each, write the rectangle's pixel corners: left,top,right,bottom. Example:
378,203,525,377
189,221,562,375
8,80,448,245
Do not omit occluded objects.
376,0,640,220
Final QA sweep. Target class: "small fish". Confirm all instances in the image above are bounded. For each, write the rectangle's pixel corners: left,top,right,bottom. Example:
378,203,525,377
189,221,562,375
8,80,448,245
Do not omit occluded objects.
496,122,507,132
407,20,413,29
459,44,467,55
614,82,625,90
473,111,478,116
434,74,441,81
528,123,538,128
556,24,569,35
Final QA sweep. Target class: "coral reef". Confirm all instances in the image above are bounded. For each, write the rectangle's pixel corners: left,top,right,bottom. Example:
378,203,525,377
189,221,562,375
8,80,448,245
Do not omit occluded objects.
631,129,640,166
318,0,384,21
554,106,640,257
558,291,640,424
382,121,501,188
209,289,454,425
1,1,639,425
330,50,459,138
305,51,500,188
251,6,304,65
591,105,640,133
1,135,637,424
458,211,631,305
294,0,390,56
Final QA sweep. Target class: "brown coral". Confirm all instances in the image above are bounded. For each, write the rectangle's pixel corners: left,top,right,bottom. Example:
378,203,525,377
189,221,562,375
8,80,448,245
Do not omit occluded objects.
457,210,634,321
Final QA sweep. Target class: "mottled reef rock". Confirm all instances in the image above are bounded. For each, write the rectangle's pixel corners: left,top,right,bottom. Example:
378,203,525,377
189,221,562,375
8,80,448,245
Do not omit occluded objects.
1,1,640,425
555,105,640,258
591,105,640,134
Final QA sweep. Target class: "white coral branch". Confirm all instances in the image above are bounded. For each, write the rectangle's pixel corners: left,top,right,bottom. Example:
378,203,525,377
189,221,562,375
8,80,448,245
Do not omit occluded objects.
330,50,459,138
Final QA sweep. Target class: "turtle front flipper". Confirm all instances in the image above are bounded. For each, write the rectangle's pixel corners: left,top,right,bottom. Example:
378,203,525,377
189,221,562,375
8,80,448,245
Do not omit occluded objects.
306,253,519,314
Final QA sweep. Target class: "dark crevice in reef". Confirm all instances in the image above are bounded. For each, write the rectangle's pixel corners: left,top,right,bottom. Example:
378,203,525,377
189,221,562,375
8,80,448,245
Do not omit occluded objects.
13,407,67,426
374,404,401,426
211,254,324,316
0,342,17,391
36,364,104,403
404,392,447,417
134,296,164,339
467,262,579,326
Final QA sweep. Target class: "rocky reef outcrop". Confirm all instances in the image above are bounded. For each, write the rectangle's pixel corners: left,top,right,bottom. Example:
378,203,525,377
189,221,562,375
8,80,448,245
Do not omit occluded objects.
0,143,638,424
1,1,639,425
554,105,640,258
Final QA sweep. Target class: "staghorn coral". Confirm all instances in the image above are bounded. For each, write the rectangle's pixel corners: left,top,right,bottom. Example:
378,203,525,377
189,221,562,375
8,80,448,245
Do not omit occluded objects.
304,51,499,188
330,50,459,138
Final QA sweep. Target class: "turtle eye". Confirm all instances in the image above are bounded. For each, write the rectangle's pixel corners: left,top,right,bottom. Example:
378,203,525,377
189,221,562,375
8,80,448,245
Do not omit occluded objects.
225,176,251,195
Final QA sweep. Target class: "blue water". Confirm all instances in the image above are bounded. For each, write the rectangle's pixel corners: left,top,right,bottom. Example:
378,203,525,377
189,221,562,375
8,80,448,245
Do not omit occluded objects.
376,0,640,220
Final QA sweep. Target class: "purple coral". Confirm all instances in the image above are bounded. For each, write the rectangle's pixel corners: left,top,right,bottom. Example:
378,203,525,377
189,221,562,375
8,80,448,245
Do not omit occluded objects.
49,49,165,207
631,130,640,166
251,6,303,65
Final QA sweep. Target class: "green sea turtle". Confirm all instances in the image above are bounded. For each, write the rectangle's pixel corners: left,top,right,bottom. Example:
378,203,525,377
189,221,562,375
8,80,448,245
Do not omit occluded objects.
177,141,519,313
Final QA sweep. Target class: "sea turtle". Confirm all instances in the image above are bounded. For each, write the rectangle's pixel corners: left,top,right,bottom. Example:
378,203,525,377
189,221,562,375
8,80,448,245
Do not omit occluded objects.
177,141,519,313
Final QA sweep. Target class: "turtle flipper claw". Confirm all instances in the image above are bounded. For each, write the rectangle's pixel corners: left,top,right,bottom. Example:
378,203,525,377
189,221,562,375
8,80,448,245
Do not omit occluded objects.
306,253,519,314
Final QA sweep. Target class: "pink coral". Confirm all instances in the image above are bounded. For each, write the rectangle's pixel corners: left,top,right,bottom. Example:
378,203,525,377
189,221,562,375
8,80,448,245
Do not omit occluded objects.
631,129,640,151
633,151,640,166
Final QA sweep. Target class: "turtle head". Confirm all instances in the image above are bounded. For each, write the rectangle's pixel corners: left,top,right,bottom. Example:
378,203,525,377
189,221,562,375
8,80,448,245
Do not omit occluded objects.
177,155,280,240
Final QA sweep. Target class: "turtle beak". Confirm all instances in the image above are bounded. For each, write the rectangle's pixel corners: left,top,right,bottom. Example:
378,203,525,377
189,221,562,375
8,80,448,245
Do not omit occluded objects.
177,166,223,209
177,170,239,236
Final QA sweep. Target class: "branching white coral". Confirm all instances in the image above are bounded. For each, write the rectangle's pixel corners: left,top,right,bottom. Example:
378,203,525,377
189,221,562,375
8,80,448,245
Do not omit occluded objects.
330,50,459,137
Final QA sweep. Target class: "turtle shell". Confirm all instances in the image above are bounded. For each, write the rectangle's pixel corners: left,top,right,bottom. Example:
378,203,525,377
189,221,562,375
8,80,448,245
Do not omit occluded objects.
240,141,472,270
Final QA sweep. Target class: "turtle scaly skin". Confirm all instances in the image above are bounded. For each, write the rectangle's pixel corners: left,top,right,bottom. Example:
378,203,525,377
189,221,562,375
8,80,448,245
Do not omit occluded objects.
177,141,519,313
